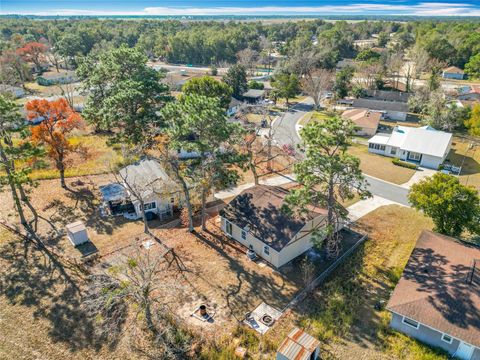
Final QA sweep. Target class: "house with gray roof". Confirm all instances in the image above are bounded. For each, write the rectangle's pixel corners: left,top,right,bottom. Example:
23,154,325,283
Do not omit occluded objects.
387,231,480,360
351,98,409,121
100,158,182,220
367,125,452,169
220,185,334,268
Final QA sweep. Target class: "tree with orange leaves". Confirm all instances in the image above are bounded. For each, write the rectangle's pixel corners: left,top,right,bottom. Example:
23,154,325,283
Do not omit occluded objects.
26,98,83,188
16,42,47,73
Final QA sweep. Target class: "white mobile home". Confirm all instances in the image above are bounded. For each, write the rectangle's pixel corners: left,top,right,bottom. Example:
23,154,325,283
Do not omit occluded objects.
220,185,334,268
367,126,453,169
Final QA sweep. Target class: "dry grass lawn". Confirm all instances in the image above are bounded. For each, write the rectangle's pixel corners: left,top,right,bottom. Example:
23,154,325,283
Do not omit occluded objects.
200,206,446,360
17,133,125,181
447,136,480,191
348,143,416,184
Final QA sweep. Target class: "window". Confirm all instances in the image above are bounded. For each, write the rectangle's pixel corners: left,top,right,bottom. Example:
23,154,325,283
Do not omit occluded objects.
369,143,386,151
170,197,175,203
402,317,419,329
225,221,232,236
241,230,247,240
390,147,397,155
140,202,156,211
441,334,453,344
263,245,270,255
408,152,422,161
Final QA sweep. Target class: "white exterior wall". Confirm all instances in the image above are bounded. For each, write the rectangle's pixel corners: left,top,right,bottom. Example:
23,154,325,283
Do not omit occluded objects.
221,217,281,267
419,154,443,169
131,193,177,219
355,127,377,137
221,215,341,268
277,216,327,268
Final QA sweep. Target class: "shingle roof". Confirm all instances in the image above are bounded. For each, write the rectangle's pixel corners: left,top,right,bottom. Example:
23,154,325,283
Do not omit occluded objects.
220,185,327,252
242,89,265,98
342,108,381,130
119,158,178,199
352,98,409,113
364,89,411,103
443,66,464,74
387,231,480,347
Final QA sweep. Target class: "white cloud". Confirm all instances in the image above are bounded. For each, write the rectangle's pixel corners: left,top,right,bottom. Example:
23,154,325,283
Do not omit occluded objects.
2,2,480,17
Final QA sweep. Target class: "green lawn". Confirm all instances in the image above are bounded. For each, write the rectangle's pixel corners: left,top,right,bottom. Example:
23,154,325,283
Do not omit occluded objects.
297,110,334,128
348,143,416,185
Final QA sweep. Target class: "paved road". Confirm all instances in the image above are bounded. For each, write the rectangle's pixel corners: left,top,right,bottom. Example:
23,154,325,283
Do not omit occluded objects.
272,98,314,147
272,98,410,206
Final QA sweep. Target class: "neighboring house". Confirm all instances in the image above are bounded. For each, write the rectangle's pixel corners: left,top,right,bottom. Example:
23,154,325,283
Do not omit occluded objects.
37,70,77,86
100,158,181,220
220,185,338,268
276,327,320,360
241,89,266,104
350,98,409,121
387,231,480,360
364,89,411,103
341,108,381,136
353,38,377,48
367,125,452,169
0,84,25,98
458,85,480,101
442,66,466,80
227,97,243,117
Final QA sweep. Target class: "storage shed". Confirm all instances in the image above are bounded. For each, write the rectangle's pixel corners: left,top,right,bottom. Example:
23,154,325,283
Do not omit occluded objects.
276,327,320,360
66,221,89,246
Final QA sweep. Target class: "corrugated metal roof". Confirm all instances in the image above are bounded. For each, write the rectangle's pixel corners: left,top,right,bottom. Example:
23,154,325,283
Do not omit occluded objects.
277,327,320,360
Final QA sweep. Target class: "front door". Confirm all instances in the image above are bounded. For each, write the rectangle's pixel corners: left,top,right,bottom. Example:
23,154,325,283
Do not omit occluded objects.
456,342,474,360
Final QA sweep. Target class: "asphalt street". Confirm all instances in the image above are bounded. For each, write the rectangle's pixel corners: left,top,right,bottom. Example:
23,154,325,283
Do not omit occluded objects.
272,99,410,206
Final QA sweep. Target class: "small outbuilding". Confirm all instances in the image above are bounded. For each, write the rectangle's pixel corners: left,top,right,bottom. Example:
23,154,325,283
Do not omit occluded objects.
241,89,266,103
442,66,465,80
276,327,320,360
66,221,89,247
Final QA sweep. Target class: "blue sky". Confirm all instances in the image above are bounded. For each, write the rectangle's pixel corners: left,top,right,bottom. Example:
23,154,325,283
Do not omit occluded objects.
2,0,480,16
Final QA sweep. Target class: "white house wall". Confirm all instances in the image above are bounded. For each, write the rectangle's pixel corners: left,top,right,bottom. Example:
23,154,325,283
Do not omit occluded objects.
277,216,326,268
221,217,281,267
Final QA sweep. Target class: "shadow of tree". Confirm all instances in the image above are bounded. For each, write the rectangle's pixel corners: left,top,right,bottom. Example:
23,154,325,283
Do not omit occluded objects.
0,240,113,353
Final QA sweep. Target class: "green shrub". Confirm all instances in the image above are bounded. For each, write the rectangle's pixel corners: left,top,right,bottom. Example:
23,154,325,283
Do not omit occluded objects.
392,158,418,169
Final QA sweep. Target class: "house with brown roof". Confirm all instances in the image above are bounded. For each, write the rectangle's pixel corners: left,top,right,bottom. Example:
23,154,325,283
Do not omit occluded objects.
220,185,333,268
386,231,480,360
342,108,381,136
442,66,466,80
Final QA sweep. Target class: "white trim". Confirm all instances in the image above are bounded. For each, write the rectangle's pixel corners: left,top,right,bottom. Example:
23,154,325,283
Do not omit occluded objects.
225,220,233,237
441,333,453,344
402,316,420,329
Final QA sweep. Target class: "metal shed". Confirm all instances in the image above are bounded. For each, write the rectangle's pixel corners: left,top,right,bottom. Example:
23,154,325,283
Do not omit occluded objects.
276,327,320,360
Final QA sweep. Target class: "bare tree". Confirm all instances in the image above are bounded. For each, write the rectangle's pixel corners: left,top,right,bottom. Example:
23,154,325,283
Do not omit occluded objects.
354,61,385,90
237,104,294,183
83,243,192,358
236,48,258,76
302,69,334,110
56,82,77,108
